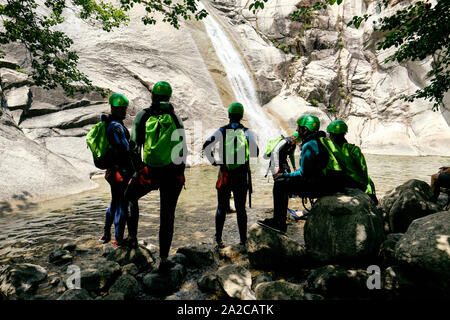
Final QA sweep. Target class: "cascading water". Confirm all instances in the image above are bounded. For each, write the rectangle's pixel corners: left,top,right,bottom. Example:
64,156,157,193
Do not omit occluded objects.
198,1,284,148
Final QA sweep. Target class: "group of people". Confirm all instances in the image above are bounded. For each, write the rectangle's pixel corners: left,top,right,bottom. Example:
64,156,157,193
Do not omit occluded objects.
89,81,381,271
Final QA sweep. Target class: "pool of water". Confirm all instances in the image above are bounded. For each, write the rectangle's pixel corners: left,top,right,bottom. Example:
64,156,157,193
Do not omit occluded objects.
0,154,448,265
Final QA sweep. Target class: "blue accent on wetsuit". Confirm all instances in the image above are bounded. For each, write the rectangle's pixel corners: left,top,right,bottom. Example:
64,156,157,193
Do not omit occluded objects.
283,139,321,179
101,114,137,242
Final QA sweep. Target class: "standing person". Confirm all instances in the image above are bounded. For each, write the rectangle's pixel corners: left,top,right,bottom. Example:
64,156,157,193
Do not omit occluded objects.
326,120,378,204
203,102,259,249
90,93,138,247
128,81,187,271
259,114,344,233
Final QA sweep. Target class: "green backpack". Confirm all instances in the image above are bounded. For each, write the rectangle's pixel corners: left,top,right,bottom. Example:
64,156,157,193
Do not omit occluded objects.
264,136,284,157
224,128,249,171
86,121,112,169
143,111,183,167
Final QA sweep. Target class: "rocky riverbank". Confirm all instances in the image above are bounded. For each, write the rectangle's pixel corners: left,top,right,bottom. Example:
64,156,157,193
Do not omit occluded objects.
1,179,449,300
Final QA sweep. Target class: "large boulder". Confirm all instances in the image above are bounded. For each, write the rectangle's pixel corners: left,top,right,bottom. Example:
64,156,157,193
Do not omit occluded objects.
304,188,385,264
380,179,441,233
394,210,450,293
0,264,47,299
247,223,307,270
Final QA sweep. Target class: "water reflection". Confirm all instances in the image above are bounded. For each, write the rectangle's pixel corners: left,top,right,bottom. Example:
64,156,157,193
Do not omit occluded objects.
0,155,448,265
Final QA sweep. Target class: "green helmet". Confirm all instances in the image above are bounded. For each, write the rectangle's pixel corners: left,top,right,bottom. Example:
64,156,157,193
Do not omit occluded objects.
109,93,129,107
228,102,244,116
152,81,172,97
327,120,348,134
296,114,320,132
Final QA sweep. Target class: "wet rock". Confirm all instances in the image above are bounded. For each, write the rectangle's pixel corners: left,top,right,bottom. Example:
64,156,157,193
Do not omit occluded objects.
255,281,306,300
0,264,48,299
394,210,450,293
216,265,254,300
142,264,185,297
247,223,307,270
108,274,139,300
176,245,215,268
380,179,441,233
304,188,385,264
57,288,92,300
122,263,139,277
378,233,403,268
48,249,73,265
306,265,369,298
107,246,155,272
61,243,77,252
78,260,121,293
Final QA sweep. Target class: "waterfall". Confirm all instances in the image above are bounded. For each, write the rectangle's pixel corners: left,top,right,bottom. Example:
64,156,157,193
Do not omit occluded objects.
198,1,284,149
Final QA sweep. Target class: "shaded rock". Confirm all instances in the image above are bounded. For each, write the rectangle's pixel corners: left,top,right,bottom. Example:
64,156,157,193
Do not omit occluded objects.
247,223,307,270
122,263,139,277
380,179,440,233
107,246,155,272
108,274,139,300
216,265,254,300
102,243,116,257
57,288,92,300
394,210,450,293
48,249,73,265
103,292,125,300
0,264,47,299
198,273,224,295
78,260,121,293
306,265,369,297
255,281,306,300
382,266,418,296
168,253,188,266
176,245,215,268
378,233,403,268
142,264,185,296
304,188,385,264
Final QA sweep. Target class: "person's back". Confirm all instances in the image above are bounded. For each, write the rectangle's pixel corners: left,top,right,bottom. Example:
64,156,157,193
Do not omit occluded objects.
128,81,187,272
203,102,259,248
326,120,378,204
